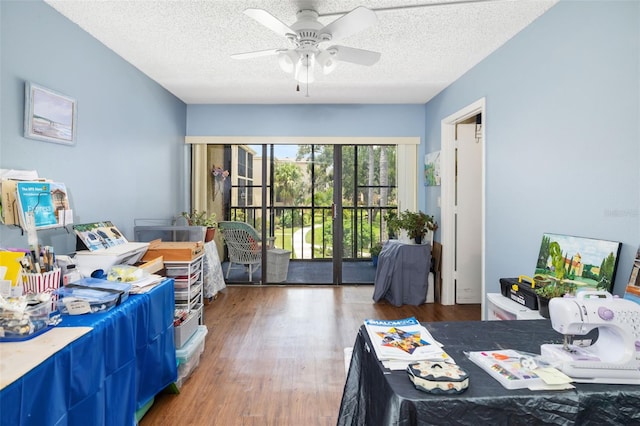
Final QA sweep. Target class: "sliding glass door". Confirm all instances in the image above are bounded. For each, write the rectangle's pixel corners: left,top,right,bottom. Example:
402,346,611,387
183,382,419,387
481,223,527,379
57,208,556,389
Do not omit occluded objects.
197,142,397,284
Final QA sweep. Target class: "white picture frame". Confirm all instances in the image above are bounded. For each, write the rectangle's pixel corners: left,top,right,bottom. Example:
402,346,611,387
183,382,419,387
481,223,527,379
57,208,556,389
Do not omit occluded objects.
24,81,77,145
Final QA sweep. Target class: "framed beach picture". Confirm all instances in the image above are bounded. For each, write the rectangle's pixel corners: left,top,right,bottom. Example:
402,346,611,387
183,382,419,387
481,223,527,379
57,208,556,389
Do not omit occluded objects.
24,81,77,145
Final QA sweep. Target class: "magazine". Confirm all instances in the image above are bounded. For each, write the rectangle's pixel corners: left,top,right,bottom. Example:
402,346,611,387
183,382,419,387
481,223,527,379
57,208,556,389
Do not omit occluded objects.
16,181,58,229
73,221,129,251
363,317,451,369
13,181,72,229
49,182,72,226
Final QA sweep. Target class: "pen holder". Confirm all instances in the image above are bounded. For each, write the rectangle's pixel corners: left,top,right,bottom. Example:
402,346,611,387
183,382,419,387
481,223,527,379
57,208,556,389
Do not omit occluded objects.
22,268,61,310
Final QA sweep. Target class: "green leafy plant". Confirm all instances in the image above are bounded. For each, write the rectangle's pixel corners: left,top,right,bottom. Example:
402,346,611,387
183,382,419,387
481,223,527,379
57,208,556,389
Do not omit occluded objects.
181,210,217,228
396,210,438,240
370,242,384,257
384,210,400,238
535,280,575,299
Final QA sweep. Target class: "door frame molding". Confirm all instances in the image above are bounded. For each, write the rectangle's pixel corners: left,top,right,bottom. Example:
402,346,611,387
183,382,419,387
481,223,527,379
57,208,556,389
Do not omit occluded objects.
188,136,419,284
440,98,486,310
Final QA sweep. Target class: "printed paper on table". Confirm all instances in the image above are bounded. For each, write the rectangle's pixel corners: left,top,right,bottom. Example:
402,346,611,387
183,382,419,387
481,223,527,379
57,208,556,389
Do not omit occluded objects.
363,317,451,369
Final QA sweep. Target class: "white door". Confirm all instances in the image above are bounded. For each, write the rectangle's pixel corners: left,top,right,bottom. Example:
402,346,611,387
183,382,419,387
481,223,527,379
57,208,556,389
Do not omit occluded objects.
455,122,482,303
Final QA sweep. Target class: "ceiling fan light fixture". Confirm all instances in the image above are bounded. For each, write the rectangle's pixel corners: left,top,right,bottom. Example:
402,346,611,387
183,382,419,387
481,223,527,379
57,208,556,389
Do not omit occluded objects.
294,53,315,83
235,6,381,86
317,50,338,75
278,50,299,74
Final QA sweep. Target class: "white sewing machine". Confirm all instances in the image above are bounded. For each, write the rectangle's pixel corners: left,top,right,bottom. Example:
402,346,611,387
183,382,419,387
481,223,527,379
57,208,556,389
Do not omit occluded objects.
540,291,640,384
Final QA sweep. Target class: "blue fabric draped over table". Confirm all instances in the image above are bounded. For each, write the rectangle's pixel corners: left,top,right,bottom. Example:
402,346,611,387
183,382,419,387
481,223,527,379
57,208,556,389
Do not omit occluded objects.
0,279,177,426
373,240,431,306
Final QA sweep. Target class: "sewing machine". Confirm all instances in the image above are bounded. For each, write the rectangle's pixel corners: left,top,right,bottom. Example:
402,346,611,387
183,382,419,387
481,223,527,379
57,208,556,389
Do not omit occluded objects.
540,291,640,384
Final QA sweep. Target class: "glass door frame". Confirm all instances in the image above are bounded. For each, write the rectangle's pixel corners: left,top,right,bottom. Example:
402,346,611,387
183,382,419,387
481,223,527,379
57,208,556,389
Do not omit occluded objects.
332,145,343,284
186,136,420,284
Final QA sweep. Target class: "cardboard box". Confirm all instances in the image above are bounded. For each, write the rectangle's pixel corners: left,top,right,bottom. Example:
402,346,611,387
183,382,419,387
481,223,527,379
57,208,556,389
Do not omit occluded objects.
142,240,204,262
136,256,164,274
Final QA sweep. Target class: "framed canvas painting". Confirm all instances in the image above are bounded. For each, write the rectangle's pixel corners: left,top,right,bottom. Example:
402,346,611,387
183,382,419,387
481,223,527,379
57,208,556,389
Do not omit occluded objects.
534,233,622,293
424,151,440,186
24,82,77,145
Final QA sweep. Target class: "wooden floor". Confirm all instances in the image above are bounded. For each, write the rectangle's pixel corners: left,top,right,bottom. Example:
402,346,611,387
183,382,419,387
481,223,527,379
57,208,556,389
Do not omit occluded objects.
140,285,481,426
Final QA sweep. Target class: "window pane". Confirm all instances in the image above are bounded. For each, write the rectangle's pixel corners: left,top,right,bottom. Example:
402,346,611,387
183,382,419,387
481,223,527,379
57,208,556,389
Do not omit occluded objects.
238,149,247,177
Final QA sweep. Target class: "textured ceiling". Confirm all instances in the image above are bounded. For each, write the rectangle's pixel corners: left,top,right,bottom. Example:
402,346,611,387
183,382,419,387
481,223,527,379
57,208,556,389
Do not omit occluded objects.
45,0,559,104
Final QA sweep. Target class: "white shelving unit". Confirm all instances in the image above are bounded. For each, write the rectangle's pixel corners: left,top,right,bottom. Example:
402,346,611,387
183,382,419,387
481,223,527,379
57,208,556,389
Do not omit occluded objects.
165,254,205,326
486,293,544,321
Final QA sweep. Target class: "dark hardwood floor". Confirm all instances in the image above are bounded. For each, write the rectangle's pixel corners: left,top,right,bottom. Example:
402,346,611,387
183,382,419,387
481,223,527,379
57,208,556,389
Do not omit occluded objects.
140,285,481,426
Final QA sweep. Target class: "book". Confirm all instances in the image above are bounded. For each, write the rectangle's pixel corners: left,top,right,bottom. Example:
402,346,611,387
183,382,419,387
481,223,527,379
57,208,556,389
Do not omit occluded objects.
624,246,640,304
363,317,452,369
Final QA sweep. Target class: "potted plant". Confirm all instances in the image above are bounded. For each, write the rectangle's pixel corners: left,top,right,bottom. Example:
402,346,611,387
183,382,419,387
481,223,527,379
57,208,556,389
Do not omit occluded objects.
534,241,574,318
384,211,400,239
397,210,438,244
370,242,384,267
534,280,576,318
181,210,217,242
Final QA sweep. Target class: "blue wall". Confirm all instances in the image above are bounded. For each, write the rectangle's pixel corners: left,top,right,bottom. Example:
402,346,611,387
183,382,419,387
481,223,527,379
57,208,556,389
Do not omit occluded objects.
0,1,187,253
424,0,639,296
1,0,637,299
188,104,426,138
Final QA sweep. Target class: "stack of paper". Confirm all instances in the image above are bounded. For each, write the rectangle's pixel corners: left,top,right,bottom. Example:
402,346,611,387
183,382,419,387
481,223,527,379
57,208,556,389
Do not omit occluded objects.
128,274,165,294
363,317,454,370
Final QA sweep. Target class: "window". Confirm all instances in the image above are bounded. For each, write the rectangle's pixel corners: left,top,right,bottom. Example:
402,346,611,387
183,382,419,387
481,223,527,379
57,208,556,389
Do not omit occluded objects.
235,147,254,206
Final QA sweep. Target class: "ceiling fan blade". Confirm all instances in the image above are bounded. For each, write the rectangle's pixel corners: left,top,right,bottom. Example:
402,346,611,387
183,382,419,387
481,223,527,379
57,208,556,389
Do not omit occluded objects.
230,49,282,60
244,8,295,38
330,45,381,66
320,6,378,42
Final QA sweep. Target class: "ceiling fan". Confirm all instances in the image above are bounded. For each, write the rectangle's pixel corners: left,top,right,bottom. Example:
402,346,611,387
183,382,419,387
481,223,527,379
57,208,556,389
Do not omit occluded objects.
231,6,380,84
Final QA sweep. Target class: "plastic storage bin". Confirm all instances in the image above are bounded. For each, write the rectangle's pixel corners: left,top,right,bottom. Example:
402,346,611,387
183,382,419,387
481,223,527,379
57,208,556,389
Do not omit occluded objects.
55,278,131,315
0,299,53,341
175,325,208,388
134,225,205,243
174,309,199,348
486,293,544,321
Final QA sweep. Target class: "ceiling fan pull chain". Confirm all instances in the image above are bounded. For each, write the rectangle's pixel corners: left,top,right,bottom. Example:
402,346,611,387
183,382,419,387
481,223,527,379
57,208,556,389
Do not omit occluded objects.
306,54,310,97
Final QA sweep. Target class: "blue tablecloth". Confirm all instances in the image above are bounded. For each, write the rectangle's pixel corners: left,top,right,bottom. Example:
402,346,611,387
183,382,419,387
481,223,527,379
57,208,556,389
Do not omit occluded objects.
0,279,178,426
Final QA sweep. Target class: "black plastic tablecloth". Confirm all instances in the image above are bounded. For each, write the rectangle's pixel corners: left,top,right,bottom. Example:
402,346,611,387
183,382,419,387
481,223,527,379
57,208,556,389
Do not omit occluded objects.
373,240,431,306
337,320,640,426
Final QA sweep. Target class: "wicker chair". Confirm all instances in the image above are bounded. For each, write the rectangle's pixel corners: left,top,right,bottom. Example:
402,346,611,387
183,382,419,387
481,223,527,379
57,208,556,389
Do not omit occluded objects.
218,221,266,281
